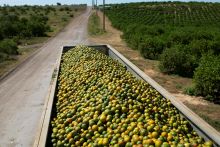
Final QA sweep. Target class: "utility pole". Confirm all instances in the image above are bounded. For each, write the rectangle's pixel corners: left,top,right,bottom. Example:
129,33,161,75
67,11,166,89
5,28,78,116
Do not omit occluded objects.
96,0,98,15
92,0,94,9
103,0,105,31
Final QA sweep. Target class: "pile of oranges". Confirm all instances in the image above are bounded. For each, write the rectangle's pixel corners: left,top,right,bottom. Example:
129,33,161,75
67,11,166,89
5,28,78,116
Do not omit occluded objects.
50,46,212,147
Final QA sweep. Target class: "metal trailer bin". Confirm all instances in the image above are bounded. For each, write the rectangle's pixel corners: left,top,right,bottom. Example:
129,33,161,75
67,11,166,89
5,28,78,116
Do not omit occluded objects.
34,45,220,147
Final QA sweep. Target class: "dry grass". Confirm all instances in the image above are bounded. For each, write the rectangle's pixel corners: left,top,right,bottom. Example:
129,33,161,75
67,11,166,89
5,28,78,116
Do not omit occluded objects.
88,11,105,36
186,103,220,131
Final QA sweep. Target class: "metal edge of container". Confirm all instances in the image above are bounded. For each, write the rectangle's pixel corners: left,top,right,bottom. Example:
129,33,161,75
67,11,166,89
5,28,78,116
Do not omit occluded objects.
105,44,220,146
33,46,63,147
34,44,220,147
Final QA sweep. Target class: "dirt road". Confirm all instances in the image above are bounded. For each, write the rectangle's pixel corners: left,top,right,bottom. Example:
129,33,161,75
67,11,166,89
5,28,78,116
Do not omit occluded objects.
0,8,91,147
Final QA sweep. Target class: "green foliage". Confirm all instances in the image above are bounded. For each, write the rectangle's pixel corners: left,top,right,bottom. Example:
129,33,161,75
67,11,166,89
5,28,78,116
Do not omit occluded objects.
0,4,88,40
208,40,220,55
0,52,8,62
106,2,220,81
27,15,50,37
106,2,220,27
0,39,18,62
69,14,74,18
64,6,71,11
0,39,18,55
193,54,220,101
184,85,196,96
167,30,192,45
159,45,197,77
0,13,50,38
59,7,64,11
61,16,68,21
189,39,208,59
0,4,87,63
139,37,164,60
0,14,20,38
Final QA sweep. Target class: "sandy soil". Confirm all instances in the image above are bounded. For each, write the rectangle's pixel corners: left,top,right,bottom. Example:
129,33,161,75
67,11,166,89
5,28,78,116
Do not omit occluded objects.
89,11,220,129
0,8,91,147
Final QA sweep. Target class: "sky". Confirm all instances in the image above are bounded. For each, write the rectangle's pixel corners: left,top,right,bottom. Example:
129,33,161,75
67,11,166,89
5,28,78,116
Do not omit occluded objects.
0,0,219,6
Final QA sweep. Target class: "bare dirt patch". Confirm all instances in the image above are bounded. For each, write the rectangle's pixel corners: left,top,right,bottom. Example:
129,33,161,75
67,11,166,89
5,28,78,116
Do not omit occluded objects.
89,11,220,131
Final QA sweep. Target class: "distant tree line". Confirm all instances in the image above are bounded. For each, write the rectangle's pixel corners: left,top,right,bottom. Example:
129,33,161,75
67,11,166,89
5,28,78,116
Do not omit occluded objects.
0,4,87,62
